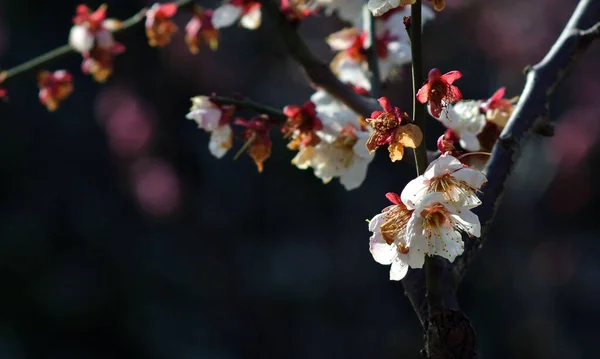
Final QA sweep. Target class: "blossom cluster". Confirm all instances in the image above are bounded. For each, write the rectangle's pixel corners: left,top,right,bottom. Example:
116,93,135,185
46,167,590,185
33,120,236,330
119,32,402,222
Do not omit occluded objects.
368,153,487,280
184,2,438,190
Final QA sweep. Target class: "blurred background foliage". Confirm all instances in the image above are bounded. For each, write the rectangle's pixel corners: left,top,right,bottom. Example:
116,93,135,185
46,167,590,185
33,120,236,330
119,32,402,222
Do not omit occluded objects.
1,0,600,358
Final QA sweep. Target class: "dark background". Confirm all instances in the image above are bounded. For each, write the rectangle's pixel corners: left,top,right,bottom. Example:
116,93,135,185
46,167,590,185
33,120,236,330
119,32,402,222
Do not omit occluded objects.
1,0,600,358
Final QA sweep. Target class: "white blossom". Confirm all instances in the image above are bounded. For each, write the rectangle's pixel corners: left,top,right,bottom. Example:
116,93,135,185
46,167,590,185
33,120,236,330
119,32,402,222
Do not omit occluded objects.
212,3,262,30
405,192,481,263
292,109,374,190
186,96,233,158
436,100,487,152
69,25,95,53
212,4,243,28
401,154,487,209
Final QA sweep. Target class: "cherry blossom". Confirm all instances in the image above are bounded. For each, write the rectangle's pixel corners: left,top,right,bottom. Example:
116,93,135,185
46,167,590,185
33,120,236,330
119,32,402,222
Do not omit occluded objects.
401,154,487,209
186,96,234,158
145,3,178,47
405,192,480,263
328,27,412,82
436,100,487,152
416,68,462,119
369,192,425,280
37,70,73,112
292,109,374,190
69,4,125,83
365,97,422,162
185,6,219,53
234,115,275,172
212,0,262,30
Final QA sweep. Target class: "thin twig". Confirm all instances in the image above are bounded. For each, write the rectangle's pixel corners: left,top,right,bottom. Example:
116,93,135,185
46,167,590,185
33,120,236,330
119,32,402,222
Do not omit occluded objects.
209,95,287,121
2,0,195,85
409,3,428,176
363,6,382,98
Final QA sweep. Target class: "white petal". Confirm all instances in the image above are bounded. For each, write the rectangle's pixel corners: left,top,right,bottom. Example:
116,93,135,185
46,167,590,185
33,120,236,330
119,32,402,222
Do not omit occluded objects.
212,4,243,29
367,0,400,17
326,28,361,51
337,60,372,91
291,146,314,170
352,131,373,159
400,175,429,210
369,236,397,265
429,225,464,262
405,214,430,270
240,6,262,29
186,108,223,132
451,167,487,190
407,246,425,269
459,133,481,152
69,25,94,53
448,207,481,238
389,259,409,281
208,125,232,158
423,154,463,179
340,157,369,190
368,212,387,232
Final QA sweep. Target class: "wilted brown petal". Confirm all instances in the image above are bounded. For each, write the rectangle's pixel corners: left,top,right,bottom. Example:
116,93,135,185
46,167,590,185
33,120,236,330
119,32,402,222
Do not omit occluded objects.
396,123,423,149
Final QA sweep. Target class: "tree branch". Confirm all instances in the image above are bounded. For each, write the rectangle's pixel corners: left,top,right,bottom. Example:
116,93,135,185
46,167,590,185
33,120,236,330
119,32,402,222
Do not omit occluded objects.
454,0,600,283
2,0,195,85
399,1,600,357
258,0,380,118
209,95,287,121
363,6,382,98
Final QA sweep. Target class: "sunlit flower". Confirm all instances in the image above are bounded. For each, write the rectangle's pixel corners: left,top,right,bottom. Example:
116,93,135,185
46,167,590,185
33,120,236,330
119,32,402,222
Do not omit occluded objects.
234,115,275,172
145,2,178,47
212,0,262,30
37,70,73,112
292,111,374,190
69,4,124,82
185,6,219,53
365,97,422,162
436,100,486,152
186,96,234,158
328,27,411,82
369,192,424,280
401,154,487,209
406,192,480,263
416,68,462,119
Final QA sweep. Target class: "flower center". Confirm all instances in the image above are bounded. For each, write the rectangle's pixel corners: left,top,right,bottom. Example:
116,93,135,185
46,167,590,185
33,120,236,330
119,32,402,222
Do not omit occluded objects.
421,204,451,239
380,204,412,245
